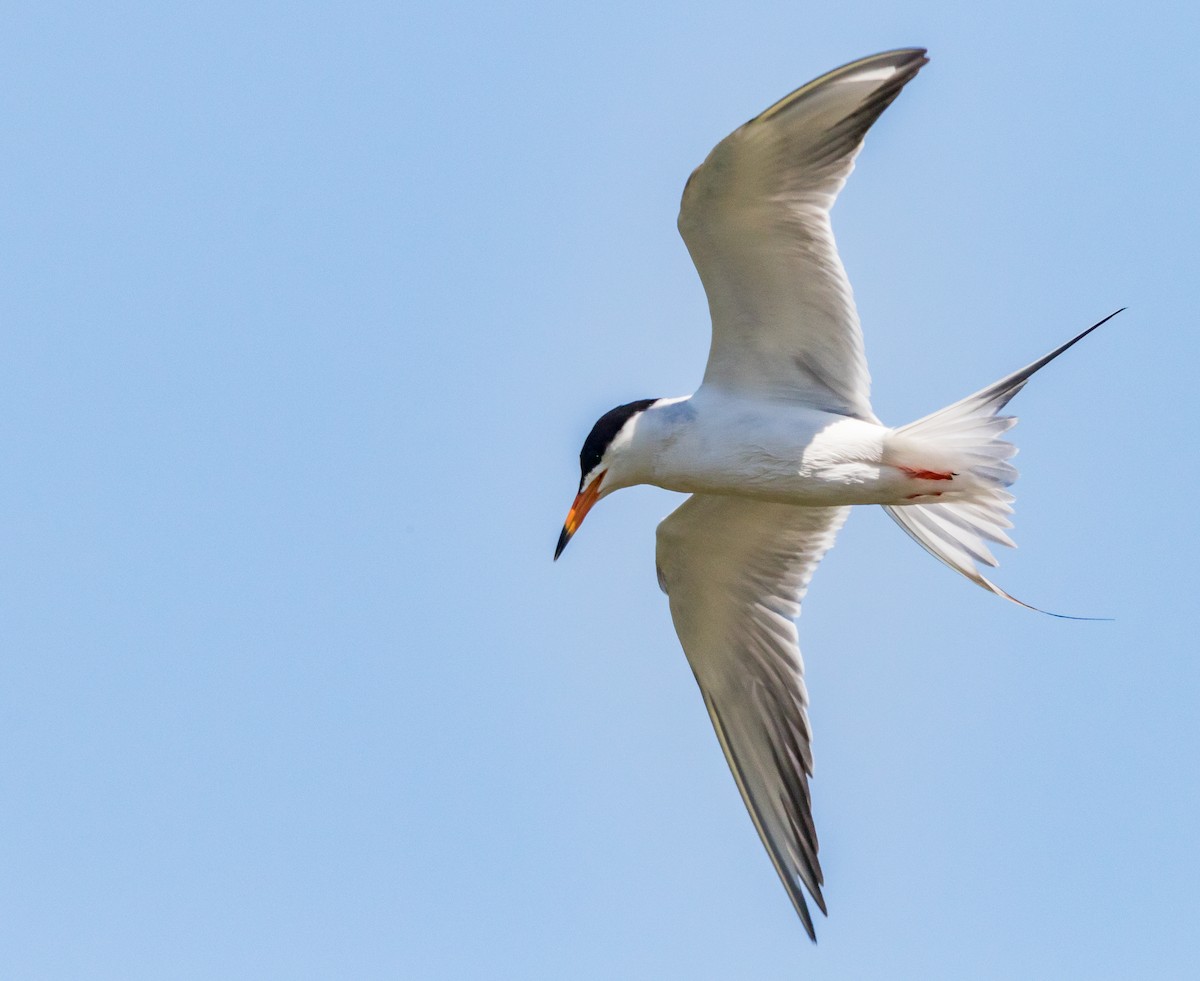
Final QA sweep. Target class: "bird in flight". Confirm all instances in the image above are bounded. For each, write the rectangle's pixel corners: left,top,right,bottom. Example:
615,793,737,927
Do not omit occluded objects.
554,48,1116,941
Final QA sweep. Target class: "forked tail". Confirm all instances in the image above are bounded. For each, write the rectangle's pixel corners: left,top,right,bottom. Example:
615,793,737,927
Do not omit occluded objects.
883,310,1122,616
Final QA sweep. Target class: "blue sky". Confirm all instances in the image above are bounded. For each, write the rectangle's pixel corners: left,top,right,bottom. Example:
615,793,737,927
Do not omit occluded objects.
3,1,1199,978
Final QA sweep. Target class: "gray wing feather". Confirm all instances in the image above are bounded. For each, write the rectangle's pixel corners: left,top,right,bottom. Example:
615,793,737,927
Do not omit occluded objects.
679,48,928,418
656,495,848,939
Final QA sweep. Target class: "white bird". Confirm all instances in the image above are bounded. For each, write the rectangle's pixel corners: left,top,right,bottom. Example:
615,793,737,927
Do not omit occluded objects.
554,48,1116,941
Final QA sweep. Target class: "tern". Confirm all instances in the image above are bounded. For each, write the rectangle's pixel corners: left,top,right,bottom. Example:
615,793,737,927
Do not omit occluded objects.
554,48,1116,941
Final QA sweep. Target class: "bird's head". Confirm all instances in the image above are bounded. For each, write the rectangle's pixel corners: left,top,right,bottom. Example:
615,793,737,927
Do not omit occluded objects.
555,398,659,560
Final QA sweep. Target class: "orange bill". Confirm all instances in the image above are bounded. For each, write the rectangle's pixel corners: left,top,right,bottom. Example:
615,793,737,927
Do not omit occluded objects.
554,470,605,560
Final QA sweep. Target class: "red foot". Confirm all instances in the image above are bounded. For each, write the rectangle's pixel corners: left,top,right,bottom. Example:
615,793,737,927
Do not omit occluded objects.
898,465,955,481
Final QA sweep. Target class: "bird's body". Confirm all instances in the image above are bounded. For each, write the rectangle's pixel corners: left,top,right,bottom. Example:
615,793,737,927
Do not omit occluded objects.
554,48,1114,942
609,392,980,507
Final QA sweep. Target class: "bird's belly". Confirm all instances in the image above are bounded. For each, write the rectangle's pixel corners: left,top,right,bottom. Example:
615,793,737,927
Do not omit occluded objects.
656,457,901,505
647,414,917,506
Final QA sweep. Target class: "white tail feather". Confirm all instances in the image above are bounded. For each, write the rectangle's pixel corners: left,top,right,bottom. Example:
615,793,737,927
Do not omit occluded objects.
883,310,1122,616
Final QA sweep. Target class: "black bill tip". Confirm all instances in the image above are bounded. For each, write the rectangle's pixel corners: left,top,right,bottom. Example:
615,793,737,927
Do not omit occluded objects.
554,525,572,561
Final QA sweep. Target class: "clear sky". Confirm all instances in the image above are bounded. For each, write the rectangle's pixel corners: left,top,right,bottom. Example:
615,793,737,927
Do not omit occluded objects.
2,1,1198,978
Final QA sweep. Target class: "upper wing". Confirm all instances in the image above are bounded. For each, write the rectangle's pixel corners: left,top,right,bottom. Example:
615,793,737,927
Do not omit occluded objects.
678,48,928,419
655,494,848,940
